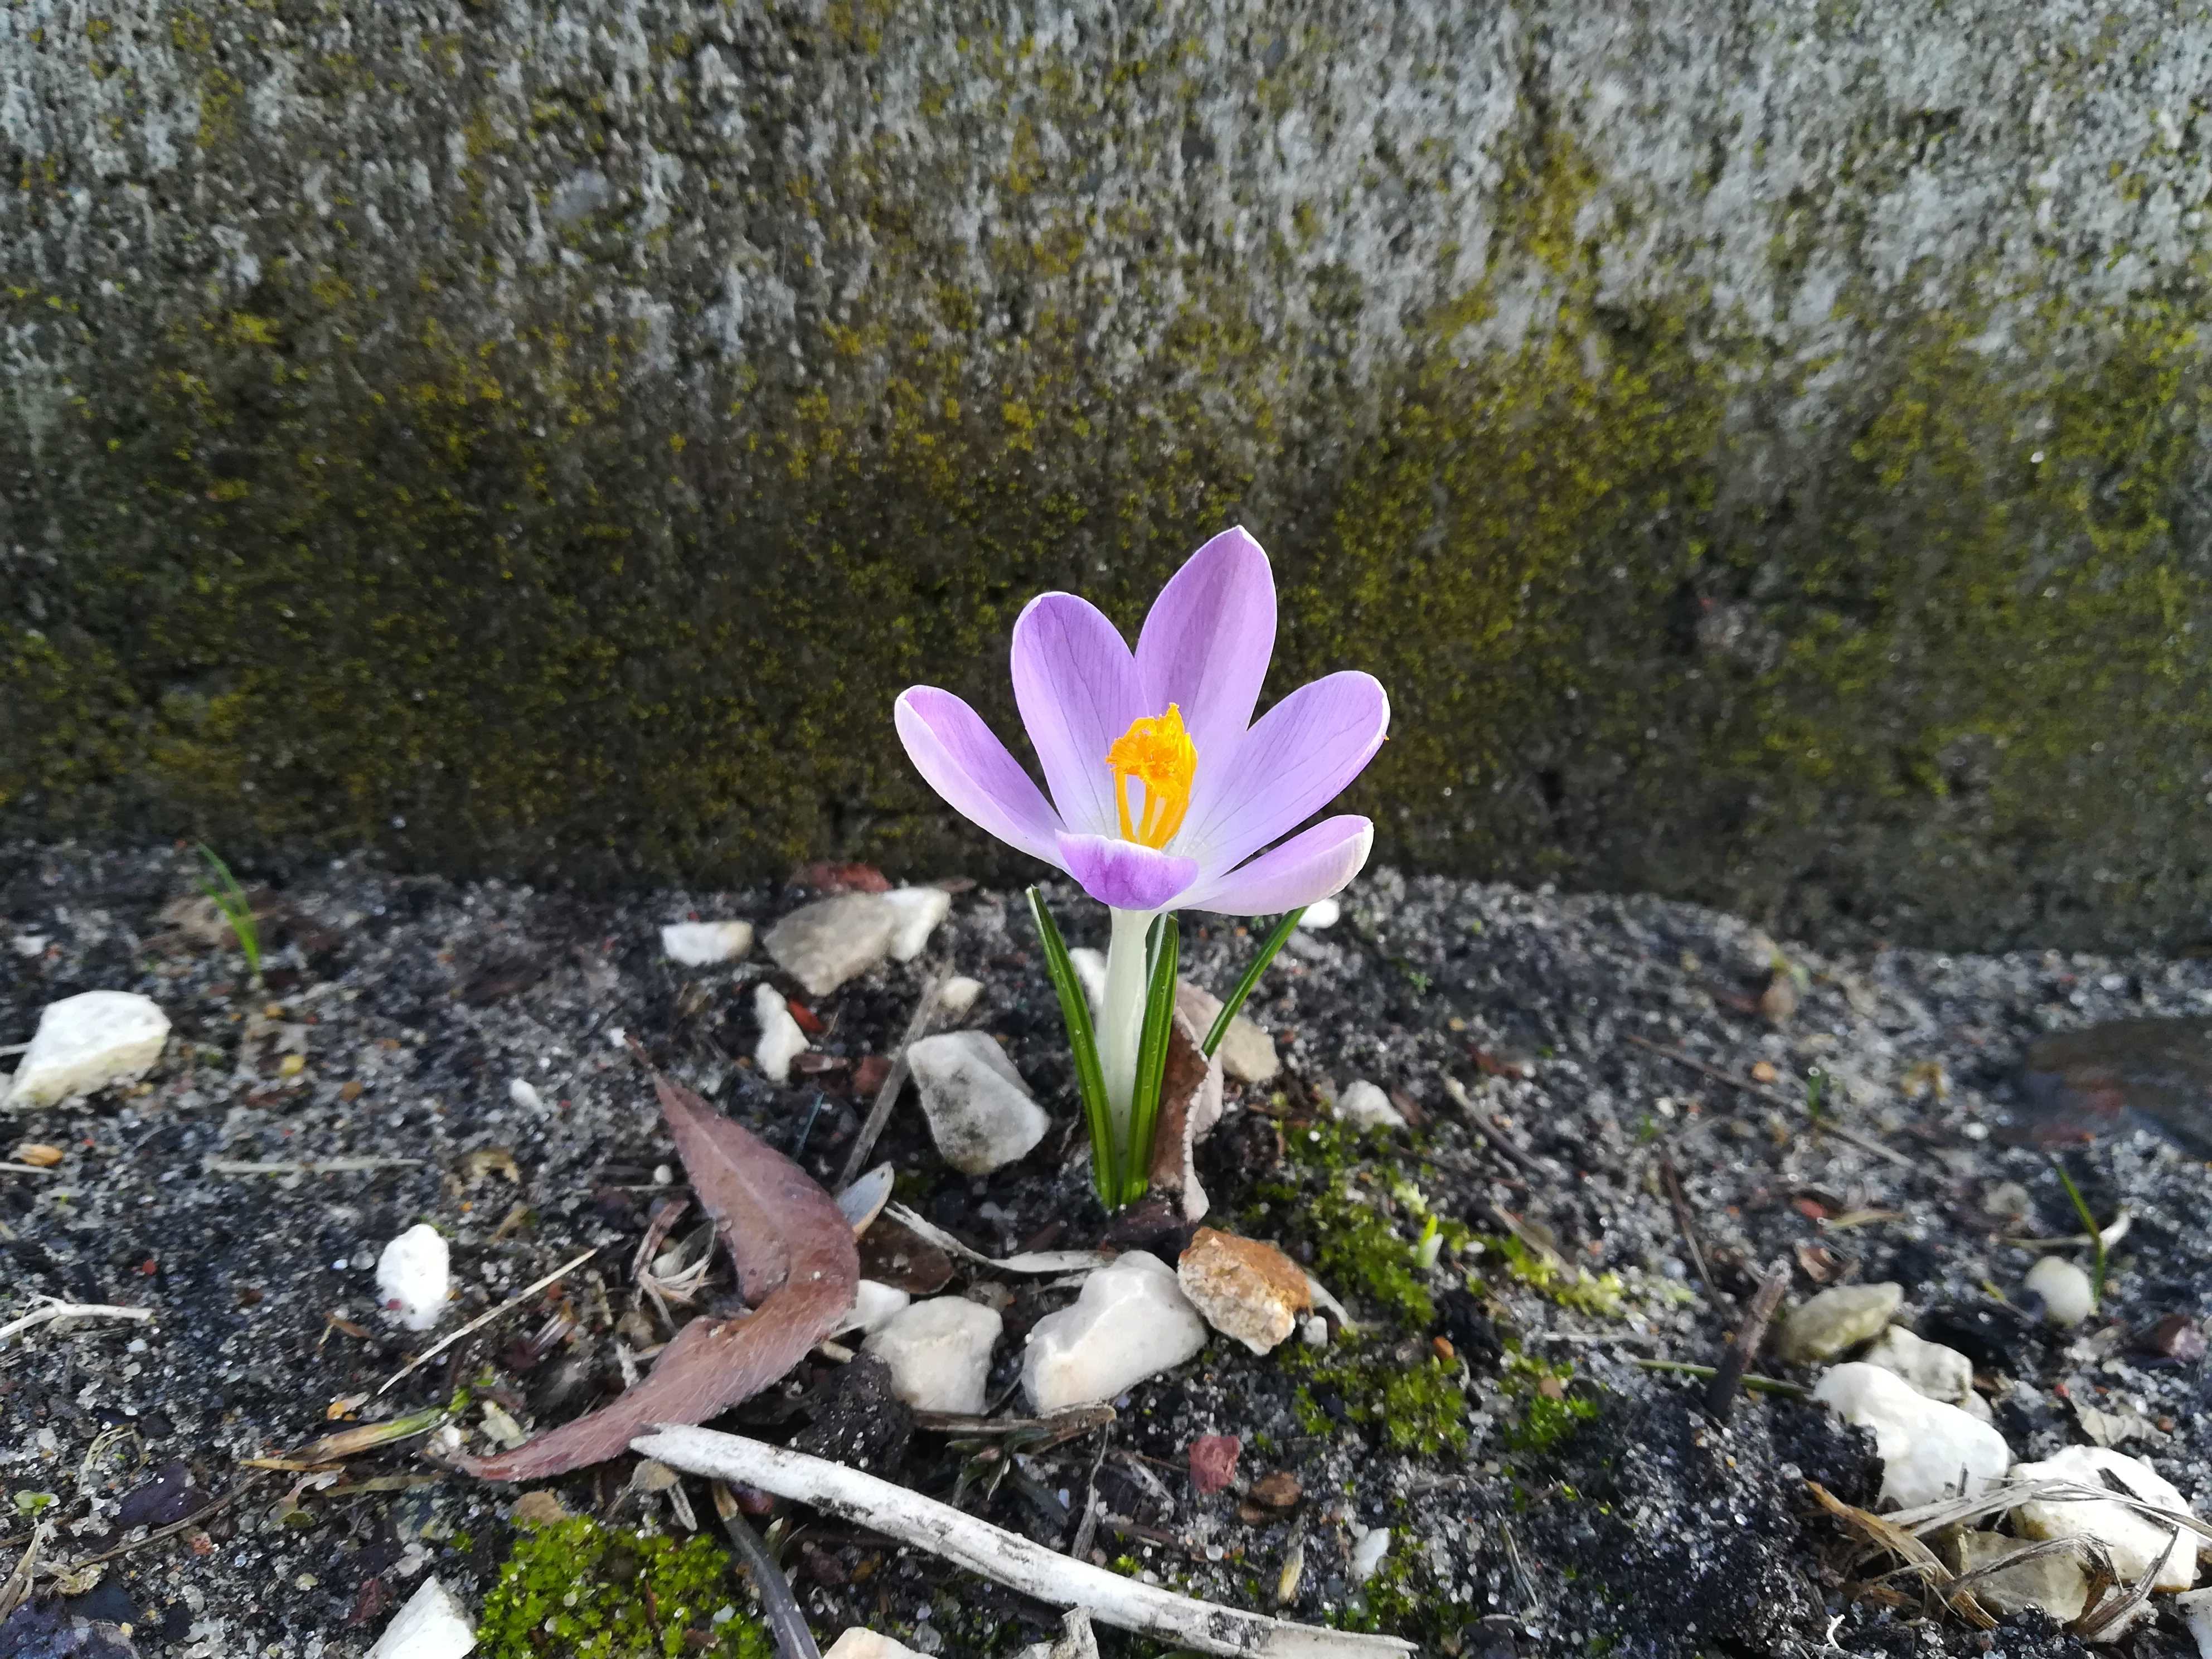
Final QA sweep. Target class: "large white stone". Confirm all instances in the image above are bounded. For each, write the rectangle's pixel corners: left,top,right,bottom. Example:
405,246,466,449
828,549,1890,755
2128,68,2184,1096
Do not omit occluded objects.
753,983,809,1084
2175,1587,2212,1659
862,1296,1002,1414
2010,1445,2202,1591
377,1224,452,1333
1023,1252,1209,1412
905,1031,1049,1175
1812,1362,2011,1509
1171,978,1279,1085
764,894,902,997
661,920,754,966
367,1576,477,1659
6,991,170,1110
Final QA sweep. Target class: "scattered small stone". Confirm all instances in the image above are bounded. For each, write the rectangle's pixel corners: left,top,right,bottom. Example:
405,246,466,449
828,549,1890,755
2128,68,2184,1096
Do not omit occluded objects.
1173,980,1279,1085
1333,1079,1406,1130
764,894,902,998
12,1142,64,1168
376,1224,452,1333
659,920,754,966
2009,1445,2202,1591
2175,1587,2212,1659
905,1031,1049,1175
1862,1326,1987,1418
753,983,809,1084
791,1354,913,1474
2138,1313,2207,1365
837,1280,914,1337
938,975,984,1017
1250,1470,1303,1510
1177,1228,1311,1355
5,991,171,1110
365,1577,476,1659
508,1491,569,1529
1023,1251,1208,1412
882,887,952,962
1811,1362,2011,1508
1189,1434,1241,1495
1749,1060,1781,1084
1298,898,1341,929
1777,1282,1903,1365
1350,1526,1392,1582
506,1079,543,1113
824,1634,929,1659
1934,1529,2087,1623
862,1296,1002,1414
2025,1256,2095,1327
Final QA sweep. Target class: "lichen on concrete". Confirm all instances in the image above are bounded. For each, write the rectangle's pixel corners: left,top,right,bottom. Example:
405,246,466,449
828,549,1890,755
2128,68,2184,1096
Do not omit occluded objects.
7,0,2212,944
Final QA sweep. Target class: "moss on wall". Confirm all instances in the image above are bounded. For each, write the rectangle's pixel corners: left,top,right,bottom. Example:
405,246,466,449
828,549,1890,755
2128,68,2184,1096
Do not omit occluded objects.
7,1,2212,947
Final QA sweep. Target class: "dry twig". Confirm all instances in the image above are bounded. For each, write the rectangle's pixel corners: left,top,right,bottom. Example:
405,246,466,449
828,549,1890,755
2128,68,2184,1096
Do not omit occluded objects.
836,967,949,1190
0,1296,154,1345
377,1245,600,1395
636,1427,1415,1657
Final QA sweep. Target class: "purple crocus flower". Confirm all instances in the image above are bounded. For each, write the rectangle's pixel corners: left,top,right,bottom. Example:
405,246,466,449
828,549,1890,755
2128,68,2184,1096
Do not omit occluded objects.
895,527,1388,1121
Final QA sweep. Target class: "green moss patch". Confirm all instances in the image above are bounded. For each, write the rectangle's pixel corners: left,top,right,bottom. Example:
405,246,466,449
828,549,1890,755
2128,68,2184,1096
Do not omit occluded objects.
477,1517,770,1659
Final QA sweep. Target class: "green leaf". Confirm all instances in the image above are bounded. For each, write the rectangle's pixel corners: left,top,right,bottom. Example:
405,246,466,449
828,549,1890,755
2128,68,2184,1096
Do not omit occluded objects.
1027,888,1118,1207
195,842,263,981
1202,907,1305,1058
1122,912,1181,1205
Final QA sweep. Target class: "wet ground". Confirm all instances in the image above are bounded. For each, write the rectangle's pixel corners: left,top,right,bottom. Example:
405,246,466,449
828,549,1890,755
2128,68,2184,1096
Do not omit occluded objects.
2,843,2210,1658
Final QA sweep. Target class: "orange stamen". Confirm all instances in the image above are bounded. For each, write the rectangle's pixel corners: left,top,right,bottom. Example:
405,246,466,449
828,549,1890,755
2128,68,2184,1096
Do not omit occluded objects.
1104,704,1198,850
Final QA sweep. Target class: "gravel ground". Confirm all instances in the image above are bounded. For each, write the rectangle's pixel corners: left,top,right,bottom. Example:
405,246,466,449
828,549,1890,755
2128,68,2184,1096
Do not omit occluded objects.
3,843,2210,1659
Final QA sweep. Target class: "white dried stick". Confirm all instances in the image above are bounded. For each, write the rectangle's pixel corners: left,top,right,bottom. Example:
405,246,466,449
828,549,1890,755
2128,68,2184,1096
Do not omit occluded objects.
634,1426,1415,1658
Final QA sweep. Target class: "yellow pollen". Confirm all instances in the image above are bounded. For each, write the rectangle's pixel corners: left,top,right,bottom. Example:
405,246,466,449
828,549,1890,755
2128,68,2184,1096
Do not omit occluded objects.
1104,704,1198,849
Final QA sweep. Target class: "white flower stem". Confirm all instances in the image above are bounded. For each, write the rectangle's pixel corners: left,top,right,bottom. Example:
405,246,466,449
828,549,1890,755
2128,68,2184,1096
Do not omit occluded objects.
1098,905,1154,1152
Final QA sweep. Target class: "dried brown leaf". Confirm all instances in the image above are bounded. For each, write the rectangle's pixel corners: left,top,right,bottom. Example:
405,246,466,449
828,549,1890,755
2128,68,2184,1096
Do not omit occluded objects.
462,1065,858,1482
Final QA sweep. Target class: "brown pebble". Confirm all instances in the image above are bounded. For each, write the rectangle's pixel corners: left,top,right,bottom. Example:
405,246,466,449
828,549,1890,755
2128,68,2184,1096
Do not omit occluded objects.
1432,1336,1456,1363
338,1080,363,1102
1749,1060,1780,1084
1251,1470,1302,1510
12,1143,64,1168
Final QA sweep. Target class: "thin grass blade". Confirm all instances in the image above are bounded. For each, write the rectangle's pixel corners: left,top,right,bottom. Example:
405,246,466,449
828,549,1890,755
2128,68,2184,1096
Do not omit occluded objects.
1029,888,1119,1207
1122,913,1180,1204
1201,908,1304,1059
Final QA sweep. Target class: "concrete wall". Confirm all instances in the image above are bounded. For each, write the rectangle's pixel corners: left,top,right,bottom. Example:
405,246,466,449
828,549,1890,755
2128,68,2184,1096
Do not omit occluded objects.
6,0,2212,946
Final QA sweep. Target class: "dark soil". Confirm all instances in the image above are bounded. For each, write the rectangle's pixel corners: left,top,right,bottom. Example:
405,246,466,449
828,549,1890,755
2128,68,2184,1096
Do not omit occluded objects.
3,845,2210,1658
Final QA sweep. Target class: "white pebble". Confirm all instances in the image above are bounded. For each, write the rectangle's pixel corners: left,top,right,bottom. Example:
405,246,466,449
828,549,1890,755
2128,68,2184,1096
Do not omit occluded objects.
823,1634,930,1659
862,1297,1002,1414
506,1078,544,1113
1302,1316,1330,1347
836,1280,914,1338
1334,1080,1405,1130
1812,1362,2010,1508
882,887,953,962
753,983,809,1084
937,975,985,1017
2010,1445,2202,1591
2026,1255,2096,1327
376,1224,452,1333
1298,898,1341,929
366,1576,477,1659
1350,1526,1391,1581
1023,1253,1207,1412
661,920,754,966
906,1031,1049,1175
5,991,171,1110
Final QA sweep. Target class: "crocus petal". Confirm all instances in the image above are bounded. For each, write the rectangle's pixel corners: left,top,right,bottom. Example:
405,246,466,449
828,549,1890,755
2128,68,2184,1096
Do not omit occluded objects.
1133,526,1277,771
895,687,1066,866
1011,593,1142,838
1177,671,1389,872
1180,816,1373,916
1056,832,1200,912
